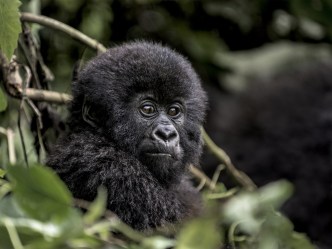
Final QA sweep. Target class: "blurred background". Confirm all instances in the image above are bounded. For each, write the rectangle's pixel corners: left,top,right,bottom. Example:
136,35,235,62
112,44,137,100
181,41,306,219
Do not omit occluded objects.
22,0,332,92
2,0,332,248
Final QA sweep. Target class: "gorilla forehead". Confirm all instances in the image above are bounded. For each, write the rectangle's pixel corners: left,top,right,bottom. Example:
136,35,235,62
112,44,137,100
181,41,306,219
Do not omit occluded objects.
77,41,203,103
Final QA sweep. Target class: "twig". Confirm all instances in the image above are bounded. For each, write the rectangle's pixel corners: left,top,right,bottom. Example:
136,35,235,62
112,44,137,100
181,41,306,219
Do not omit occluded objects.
1,57,71,104
18,100,29,167
19,26,42,89
206,188,238,200
21,88,72,104
74,198,116,219
20,12,106,53
7,129,16,165
75,198,145,243
202,128,256,191
211,164,225,189
3,218,24,249
0,127,16,165
189,165,215,190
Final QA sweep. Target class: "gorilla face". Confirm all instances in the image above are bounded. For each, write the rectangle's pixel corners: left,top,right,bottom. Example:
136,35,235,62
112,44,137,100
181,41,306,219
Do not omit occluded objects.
70,41,207,184
134,94,185,181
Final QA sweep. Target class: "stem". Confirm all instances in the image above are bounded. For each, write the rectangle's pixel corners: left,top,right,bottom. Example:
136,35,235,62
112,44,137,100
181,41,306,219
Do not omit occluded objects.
7,129,16,165
202,128,256,190
3,218,24,249
0,127,16,165
20,12,107,53
189,165,215,190
23,88,72,104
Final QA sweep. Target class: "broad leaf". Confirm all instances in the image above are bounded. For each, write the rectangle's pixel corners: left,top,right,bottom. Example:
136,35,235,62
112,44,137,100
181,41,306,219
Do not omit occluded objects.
0,0,22,61
176,218,221,249
7,165,73,221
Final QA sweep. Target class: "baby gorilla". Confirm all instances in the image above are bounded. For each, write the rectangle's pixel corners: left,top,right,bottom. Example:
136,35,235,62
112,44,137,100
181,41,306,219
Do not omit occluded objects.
47,41,207,230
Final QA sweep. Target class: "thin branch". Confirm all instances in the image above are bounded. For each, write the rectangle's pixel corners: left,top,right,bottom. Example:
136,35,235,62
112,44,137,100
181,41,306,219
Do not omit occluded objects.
3,218,24,249
22,88,72,104
74,198,117,219
7,129,16,165
1,57,71,104
0,127,17,165
211,164,225,189
206,187,238,200
19,26,42,89
189,165,215,190
18,100,29,167
202,128,256,190
20,12,106,53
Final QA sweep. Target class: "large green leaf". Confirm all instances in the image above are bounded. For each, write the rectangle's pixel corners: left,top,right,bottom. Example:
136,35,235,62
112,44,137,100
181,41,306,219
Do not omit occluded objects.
0,0,22,61
223,180,293,235
176,217,222,249
0,192,85,248
7,165,73,221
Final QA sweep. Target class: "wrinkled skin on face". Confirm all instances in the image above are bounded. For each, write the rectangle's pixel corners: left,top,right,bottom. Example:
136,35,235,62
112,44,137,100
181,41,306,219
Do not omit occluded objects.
47,41,208,230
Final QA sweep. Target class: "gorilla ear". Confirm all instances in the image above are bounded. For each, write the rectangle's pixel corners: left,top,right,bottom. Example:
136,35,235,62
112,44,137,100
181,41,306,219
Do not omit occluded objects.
82,97,98,128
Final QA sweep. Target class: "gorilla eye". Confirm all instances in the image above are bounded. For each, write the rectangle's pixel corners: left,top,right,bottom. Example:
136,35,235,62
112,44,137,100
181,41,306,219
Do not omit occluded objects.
167,105,181,117
140,103,156,117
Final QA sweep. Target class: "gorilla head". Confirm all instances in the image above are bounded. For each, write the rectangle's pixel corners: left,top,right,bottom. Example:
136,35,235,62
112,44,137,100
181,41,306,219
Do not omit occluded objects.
47,41,207,229
70,41,207,184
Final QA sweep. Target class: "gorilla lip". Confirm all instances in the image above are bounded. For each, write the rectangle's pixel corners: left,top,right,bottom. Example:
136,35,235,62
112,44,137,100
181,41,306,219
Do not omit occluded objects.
146,152,172,158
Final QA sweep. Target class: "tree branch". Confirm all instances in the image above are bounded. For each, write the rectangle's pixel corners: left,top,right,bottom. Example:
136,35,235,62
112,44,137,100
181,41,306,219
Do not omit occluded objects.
189,164,215,190
23,88,72,104
202,128,256,190
20,12,106,53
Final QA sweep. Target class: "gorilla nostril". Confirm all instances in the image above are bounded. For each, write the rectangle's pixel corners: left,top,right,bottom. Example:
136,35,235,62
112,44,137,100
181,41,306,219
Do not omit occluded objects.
153,126,178,143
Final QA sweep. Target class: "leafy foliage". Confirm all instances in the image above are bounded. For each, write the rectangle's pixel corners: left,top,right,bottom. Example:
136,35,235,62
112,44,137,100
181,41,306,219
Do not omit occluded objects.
222,181,314,249
291,0,332,38
0,165,314,249
0,0,21,61
0,166,86,249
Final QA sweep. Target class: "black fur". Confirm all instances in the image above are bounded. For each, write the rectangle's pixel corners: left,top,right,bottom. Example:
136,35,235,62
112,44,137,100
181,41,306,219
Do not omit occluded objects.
46,41,207,230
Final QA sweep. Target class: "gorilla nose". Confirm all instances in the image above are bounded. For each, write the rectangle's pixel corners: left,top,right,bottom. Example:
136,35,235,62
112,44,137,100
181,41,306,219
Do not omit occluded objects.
152,125,179,144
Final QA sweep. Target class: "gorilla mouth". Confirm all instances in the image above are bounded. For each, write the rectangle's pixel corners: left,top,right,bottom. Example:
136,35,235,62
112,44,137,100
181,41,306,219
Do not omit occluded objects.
145,152,173,158
138,140,182,161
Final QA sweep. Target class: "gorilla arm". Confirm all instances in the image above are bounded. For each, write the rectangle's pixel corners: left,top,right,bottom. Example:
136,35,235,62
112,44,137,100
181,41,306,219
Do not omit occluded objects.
46,130,201,230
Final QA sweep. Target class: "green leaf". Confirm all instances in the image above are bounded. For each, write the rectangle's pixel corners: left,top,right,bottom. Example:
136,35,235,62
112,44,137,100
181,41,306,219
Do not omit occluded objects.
0,0,22,61
290,232,315,249
142,236,176,249
258,180,293,209
223,180,293,235
0,196,25,219
0,196,84,247
0,88,8,112
83,187,107,225
0,209,83,247
0,168,6,178
176,218,221,249
7,165,73,221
